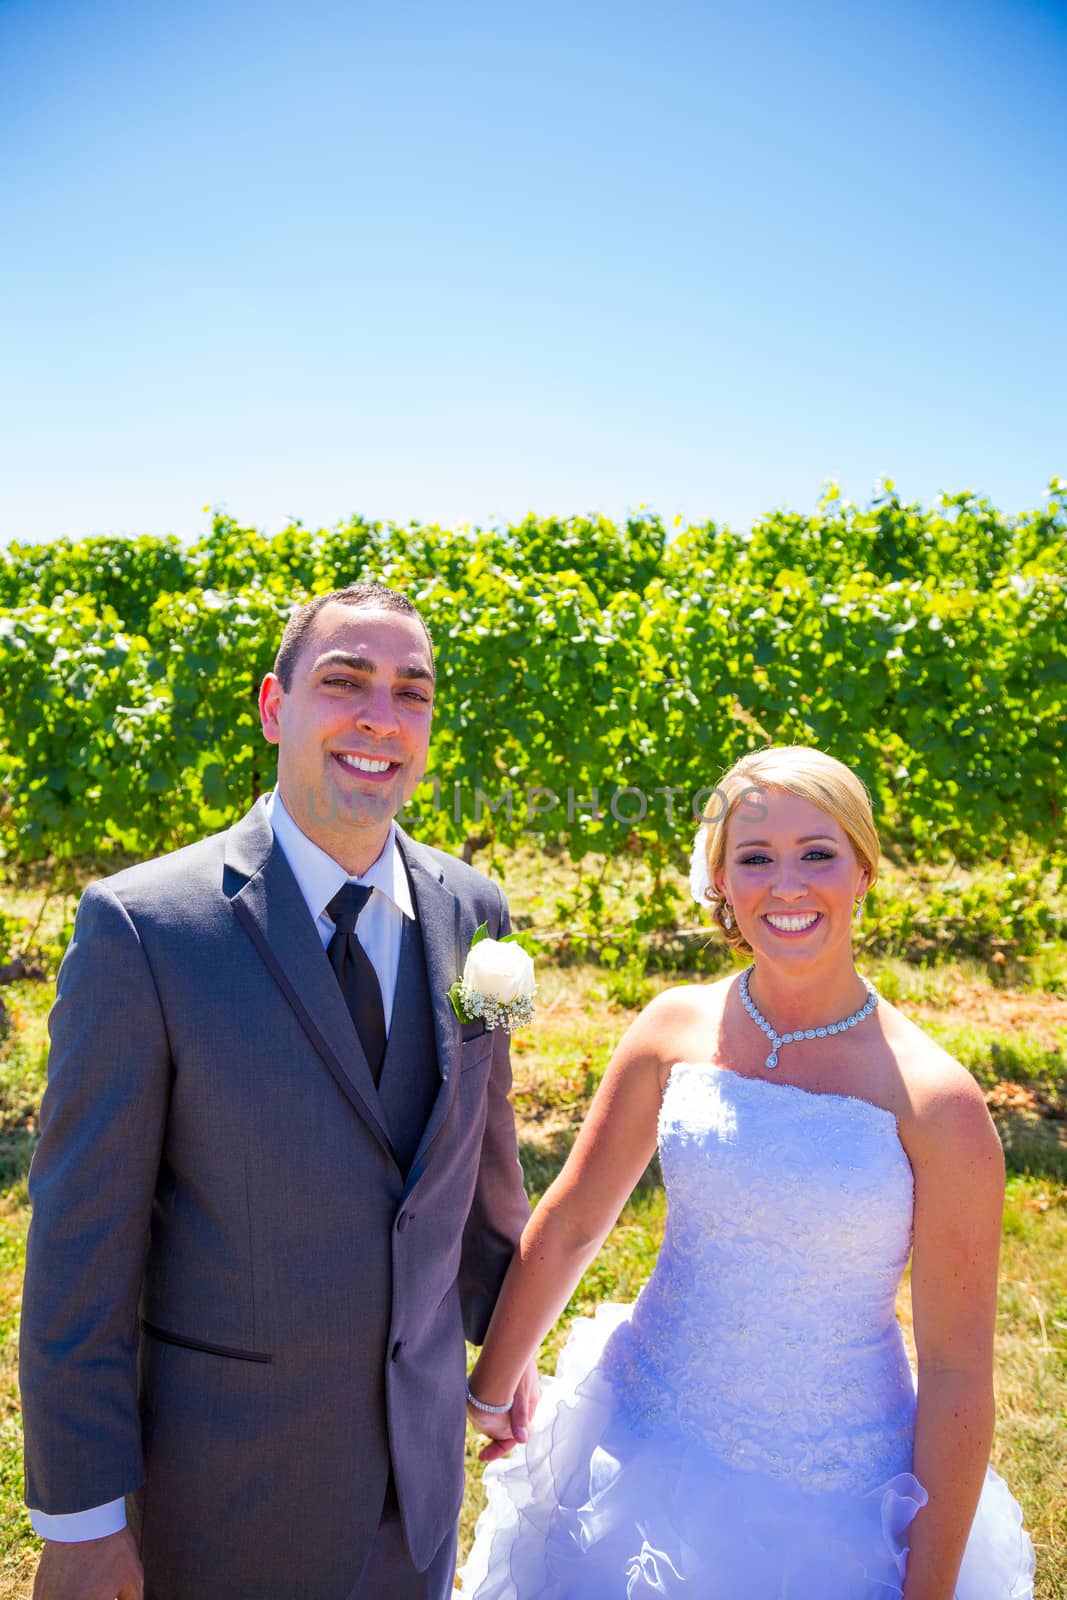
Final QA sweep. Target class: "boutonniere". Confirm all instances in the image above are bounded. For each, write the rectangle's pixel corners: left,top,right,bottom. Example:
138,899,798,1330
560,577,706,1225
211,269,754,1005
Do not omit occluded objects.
448,923,536,1032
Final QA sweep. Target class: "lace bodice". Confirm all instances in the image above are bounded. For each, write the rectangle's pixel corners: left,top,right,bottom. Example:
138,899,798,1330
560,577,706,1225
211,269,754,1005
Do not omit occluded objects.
600,1062,917,1494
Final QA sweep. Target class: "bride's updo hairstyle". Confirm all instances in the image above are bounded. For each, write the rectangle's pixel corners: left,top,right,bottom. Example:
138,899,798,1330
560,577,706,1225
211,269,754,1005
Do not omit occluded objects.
692,745,880,957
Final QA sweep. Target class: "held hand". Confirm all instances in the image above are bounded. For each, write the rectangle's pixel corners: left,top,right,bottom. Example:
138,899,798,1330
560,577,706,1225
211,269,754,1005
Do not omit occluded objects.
471,1358,541,1464
510,1357,541,1440
33,1529,143,1600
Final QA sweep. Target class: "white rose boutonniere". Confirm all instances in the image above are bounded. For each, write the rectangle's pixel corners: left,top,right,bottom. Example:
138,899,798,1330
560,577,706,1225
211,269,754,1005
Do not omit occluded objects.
449,923,536,1032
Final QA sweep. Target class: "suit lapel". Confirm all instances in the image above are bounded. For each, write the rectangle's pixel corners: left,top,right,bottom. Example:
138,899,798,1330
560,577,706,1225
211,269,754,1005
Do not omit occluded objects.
396,830,464,1189
224,801,395,1161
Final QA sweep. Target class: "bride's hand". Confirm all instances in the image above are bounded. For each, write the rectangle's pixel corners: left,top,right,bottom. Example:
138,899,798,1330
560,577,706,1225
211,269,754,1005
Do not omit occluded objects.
471,1358,541,1463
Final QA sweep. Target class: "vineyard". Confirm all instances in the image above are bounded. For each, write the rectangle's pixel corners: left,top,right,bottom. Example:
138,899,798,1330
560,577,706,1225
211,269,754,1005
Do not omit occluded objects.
0,481,1064,967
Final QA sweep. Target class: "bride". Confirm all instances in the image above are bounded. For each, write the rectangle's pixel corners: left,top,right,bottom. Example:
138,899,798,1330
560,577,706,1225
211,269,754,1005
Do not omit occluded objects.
459,746,1035,1599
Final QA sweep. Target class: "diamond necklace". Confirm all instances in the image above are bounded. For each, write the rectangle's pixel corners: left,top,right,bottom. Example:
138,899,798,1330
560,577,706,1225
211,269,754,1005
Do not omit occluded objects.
739,966,878,1070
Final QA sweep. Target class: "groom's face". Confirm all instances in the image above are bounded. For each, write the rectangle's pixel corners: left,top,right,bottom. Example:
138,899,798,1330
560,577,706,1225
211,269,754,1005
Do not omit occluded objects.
259,602,434,863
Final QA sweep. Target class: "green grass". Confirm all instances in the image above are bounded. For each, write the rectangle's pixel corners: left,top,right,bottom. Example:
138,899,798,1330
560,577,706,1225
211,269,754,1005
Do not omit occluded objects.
2,870,1066,1598
922,1021,1066,1098
994,1178,1067,1591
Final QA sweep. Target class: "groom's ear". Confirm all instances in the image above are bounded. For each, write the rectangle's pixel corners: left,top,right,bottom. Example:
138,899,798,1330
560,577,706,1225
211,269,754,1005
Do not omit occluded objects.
259,673,283,745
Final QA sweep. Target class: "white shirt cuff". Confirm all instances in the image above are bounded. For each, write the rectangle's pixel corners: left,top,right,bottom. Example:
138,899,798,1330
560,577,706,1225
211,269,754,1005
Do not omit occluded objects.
30,1499,127,1541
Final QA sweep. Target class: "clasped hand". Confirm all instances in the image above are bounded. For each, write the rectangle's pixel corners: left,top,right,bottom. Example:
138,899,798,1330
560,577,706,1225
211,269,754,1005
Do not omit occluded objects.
468,1359,541,1464
34,1528,143,1600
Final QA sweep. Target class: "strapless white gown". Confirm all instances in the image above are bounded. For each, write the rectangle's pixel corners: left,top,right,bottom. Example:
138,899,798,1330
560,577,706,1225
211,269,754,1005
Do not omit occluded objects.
459,1063,1035,1598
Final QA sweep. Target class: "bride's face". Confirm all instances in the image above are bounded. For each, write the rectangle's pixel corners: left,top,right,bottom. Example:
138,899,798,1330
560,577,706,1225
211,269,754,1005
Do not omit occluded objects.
714,787,869,966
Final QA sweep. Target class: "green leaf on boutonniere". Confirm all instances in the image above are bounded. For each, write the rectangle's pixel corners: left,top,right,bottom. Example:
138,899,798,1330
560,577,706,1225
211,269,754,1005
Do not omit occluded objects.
470,922,489,948
447,980,471,1021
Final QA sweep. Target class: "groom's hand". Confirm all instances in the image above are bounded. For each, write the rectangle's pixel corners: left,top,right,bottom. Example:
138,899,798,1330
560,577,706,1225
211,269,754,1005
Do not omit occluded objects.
473,1358,541,1464
33,1529,143,1600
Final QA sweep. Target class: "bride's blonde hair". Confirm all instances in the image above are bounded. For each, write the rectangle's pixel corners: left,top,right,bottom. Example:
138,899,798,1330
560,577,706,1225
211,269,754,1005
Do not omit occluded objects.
695,746,880,956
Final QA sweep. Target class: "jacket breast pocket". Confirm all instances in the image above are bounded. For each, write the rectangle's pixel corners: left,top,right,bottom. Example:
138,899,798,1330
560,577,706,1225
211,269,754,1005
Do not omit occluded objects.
459,1030,494,1073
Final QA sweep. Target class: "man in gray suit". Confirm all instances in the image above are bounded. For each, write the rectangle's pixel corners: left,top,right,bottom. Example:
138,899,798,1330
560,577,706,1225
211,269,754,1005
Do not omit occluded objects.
20,583,533,1599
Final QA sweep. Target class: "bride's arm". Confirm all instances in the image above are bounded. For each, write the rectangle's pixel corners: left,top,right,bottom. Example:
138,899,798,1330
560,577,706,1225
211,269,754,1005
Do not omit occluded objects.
899,1058,1005,1600
467,988,683,1449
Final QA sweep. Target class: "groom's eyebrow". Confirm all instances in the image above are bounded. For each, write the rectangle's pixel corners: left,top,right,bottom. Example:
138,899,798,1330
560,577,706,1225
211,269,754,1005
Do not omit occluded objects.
315,650,435,683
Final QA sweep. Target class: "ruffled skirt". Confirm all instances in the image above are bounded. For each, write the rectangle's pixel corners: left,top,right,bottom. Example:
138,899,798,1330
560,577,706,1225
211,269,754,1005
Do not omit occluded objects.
459,1306,1035,1599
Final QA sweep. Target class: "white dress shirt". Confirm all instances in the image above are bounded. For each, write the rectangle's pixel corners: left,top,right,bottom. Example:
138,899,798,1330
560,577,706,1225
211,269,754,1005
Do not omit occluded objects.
30,792,414,1541
265,788,414,1030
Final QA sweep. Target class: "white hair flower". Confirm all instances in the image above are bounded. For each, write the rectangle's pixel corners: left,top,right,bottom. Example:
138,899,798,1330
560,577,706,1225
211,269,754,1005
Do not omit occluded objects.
689,823,713,906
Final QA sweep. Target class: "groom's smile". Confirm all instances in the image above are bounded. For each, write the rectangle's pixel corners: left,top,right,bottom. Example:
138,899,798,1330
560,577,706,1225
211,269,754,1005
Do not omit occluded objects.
259,600,435,875
334,752,398,776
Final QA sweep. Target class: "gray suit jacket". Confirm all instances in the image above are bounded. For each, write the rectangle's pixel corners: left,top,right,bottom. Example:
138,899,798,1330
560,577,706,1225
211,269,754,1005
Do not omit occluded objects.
20,799,529,1598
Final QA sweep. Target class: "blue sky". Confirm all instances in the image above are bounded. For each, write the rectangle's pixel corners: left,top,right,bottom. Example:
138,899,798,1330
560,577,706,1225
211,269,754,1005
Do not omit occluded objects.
1,0,1064,544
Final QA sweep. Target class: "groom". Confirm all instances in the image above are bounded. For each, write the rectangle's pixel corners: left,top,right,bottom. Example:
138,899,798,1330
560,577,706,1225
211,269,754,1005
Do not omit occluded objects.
20,583,533,1599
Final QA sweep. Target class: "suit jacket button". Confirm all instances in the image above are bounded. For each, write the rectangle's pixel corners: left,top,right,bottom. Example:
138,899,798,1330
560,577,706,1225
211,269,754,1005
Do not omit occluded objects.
397,1211,414,1233
391,1340,403,1362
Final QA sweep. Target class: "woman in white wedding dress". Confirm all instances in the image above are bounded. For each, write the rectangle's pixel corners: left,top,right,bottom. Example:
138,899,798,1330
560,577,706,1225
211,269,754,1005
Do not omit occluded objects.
459,746,1035,1600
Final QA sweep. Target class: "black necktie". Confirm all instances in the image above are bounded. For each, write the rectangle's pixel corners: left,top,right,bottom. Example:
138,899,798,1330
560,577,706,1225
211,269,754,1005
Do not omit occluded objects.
326,884,387,1085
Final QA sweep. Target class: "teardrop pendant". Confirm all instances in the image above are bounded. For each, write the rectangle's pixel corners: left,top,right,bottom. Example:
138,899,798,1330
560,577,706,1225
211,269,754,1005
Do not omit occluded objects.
741,967,878,1073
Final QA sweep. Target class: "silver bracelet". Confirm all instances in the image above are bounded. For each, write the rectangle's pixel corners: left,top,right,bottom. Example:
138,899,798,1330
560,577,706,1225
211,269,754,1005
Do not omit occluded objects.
465,1378,513,1414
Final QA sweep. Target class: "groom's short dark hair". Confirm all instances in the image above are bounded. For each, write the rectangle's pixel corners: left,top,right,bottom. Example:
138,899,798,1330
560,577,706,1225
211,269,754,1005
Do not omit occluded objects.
274,582,435,690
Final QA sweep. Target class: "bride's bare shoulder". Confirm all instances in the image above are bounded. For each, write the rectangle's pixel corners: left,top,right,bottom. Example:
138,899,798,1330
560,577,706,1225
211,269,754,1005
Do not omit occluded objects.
619,977,732,1066
644,977,733,1024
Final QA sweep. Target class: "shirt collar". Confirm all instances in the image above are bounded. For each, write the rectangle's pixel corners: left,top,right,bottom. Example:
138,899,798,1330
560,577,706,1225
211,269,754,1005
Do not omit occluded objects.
264,789,415,923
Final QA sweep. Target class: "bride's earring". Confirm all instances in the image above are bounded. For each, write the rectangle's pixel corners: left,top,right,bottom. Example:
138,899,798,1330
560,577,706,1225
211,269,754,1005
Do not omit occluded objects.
723,903,733,931
854,897,864,921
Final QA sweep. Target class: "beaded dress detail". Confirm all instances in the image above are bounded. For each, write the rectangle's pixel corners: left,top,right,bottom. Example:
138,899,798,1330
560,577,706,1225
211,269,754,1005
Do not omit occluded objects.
460,1063,1035,1599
